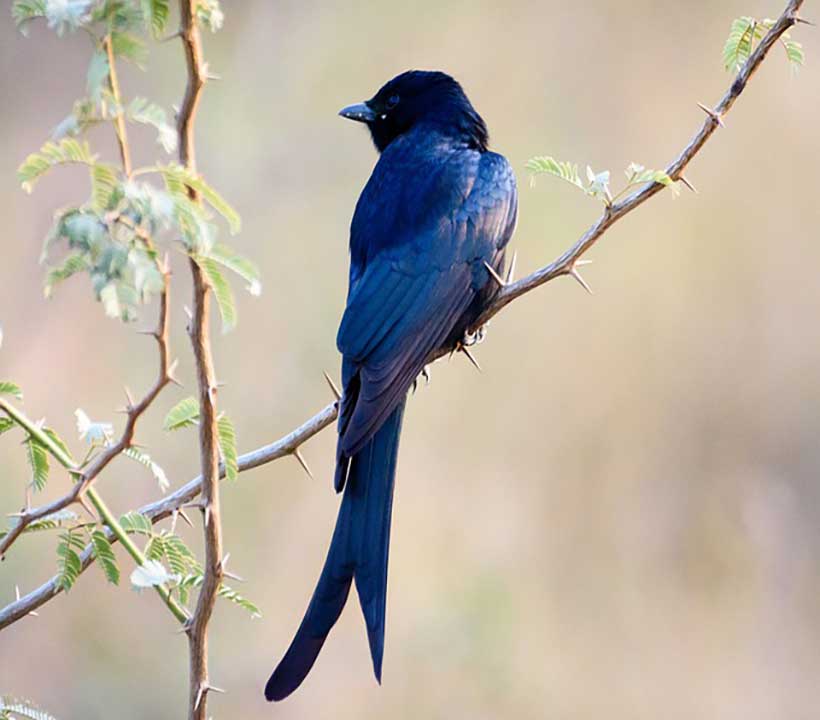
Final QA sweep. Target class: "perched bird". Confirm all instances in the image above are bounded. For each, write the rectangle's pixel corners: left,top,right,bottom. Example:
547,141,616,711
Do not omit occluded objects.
265,70,518,702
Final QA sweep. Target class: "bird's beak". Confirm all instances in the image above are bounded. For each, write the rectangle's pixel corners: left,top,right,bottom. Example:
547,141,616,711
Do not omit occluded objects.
338,102,376,123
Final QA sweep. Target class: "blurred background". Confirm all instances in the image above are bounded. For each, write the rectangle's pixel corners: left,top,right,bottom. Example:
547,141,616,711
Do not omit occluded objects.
2,1,820,718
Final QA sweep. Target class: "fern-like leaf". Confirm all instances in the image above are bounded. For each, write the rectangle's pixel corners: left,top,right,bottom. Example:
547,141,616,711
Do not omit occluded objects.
163,396,199,431
123,446,170,492
0,381,24,400
205,243,261,296
0,696,59,720
194,257,237,332
119,511,153,536
18,139,95,193
90,530,120,585
525,156,584,190
217,414,238,482
56,530,85,591
24,436,49,492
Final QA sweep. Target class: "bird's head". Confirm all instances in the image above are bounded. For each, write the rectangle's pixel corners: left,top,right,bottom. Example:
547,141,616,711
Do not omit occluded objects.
339,70,488,154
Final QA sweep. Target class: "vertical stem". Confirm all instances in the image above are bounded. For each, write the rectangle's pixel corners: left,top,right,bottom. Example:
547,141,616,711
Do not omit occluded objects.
104,34,132,177
177,3,224,718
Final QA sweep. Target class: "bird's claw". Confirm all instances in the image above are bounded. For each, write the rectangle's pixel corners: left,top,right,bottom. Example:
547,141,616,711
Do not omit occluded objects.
462,322,488,347
412,365,432,394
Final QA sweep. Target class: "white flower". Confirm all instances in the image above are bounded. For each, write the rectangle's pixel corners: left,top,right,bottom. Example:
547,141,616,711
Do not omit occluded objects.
75,409,114,446
130,560,179,589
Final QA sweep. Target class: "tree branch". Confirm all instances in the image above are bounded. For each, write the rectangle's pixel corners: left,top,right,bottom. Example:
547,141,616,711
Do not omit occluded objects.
176,4,224,719
0,268,174,559
0,0,807,634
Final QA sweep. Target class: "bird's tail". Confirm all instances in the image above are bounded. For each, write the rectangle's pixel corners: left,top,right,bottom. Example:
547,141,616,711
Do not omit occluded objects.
264,400,406,702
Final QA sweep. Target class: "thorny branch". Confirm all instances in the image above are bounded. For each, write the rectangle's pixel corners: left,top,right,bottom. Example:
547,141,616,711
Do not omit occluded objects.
0,0,809,648
176,3,225,719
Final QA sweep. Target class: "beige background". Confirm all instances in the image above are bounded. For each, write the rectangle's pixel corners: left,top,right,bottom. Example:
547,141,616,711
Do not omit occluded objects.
1,2,819,718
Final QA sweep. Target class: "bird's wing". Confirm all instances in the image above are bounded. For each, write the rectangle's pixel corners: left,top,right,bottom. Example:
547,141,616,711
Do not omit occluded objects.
336,151,516,457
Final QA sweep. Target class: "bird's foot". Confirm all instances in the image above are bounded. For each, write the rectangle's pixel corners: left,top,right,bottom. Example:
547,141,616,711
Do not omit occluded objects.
462,322,489,347
412,365,432,394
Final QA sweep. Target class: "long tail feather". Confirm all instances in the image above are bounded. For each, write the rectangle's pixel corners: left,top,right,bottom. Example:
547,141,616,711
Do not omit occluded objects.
265,401,405,701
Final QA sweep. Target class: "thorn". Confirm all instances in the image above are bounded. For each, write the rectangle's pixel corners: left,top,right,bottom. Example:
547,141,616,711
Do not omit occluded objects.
137,329,159,338
174,618,193,634
219,552,231,571
177,508,194,528
575,259,594,267
123,386,135,410
505,250,518,284
167,359,183,388
678,174,698,194
78,494,97,520
322,371,341,401
697,102,725,128
183,305,193,321
483,261,506,288
160,30,182,43
460,346,482,373
568,263,593,295
195,684,205,711
14,585,39,616
223,569,245,583
204,505,211,527
293,448,314,479
794,16,815,26
183,501,203,512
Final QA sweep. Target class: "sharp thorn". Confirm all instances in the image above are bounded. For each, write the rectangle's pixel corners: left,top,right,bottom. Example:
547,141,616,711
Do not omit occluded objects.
794,16,815,26
322,371,341,401
505,250,518,284
460,346,482,373
207,684,226,695
78,494,97,519
204,505,211,527
483,261,506,288
697,102,725,128
160,30,182,43
137,329,159,338
293,448,314,480
195,684,205,710
575,259,594,267
220,552,231,571
15,585,21,601
678,174,698,194
177,508,194,528
123,386,135,409
223,570,245,583
183,305,193,321
569,265,594,295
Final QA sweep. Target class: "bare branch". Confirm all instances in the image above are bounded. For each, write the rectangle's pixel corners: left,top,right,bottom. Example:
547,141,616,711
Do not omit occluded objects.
176,4,224,718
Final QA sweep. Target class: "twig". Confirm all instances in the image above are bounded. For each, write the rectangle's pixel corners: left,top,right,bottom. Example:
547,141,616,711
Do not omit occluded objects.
176,4,223,719
0,0,806,633
0,270,174,559
103,33,132,177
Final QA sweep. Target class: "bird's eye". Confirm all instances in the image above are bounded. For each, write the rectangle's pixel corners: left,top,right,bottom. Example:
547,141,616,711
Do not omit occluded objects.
386,94,400,109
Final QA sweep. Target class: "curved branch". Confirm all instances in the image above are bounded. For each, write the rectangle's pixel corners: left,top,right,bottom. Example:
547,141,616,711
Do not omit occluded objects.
0,0,807,633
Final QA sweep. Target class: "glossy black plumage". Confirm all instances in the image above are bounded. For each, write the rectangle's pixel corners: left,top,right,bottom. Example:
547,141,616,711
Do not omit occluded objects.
265,70,517,702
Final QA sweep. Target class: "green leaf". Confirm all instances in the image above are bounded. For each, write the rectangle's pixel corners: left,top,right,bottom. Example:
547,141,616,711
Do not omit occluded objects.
206,243,261,296
217,414,238,482
194,257,237,332
145,533,165,561
42,427,73,461
0,381,24,400
159,165,241,234
90,529,120,585
0,696,59,720
123,446,170,492
163,396,200,431
162,534,198,576
3,509,80,537
525,156,584,191
119,511,153,536
11,0,47,35
127,98,177,154
24,436,49,493
0,418,15,436
178,572,261,618
86,49,109,103
91,163,120,211
18,139,96,193
44,253,89,298
111,31,148,67
56,530,85,592
782,38,805,70
141,0,170,37
723,16,757,72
